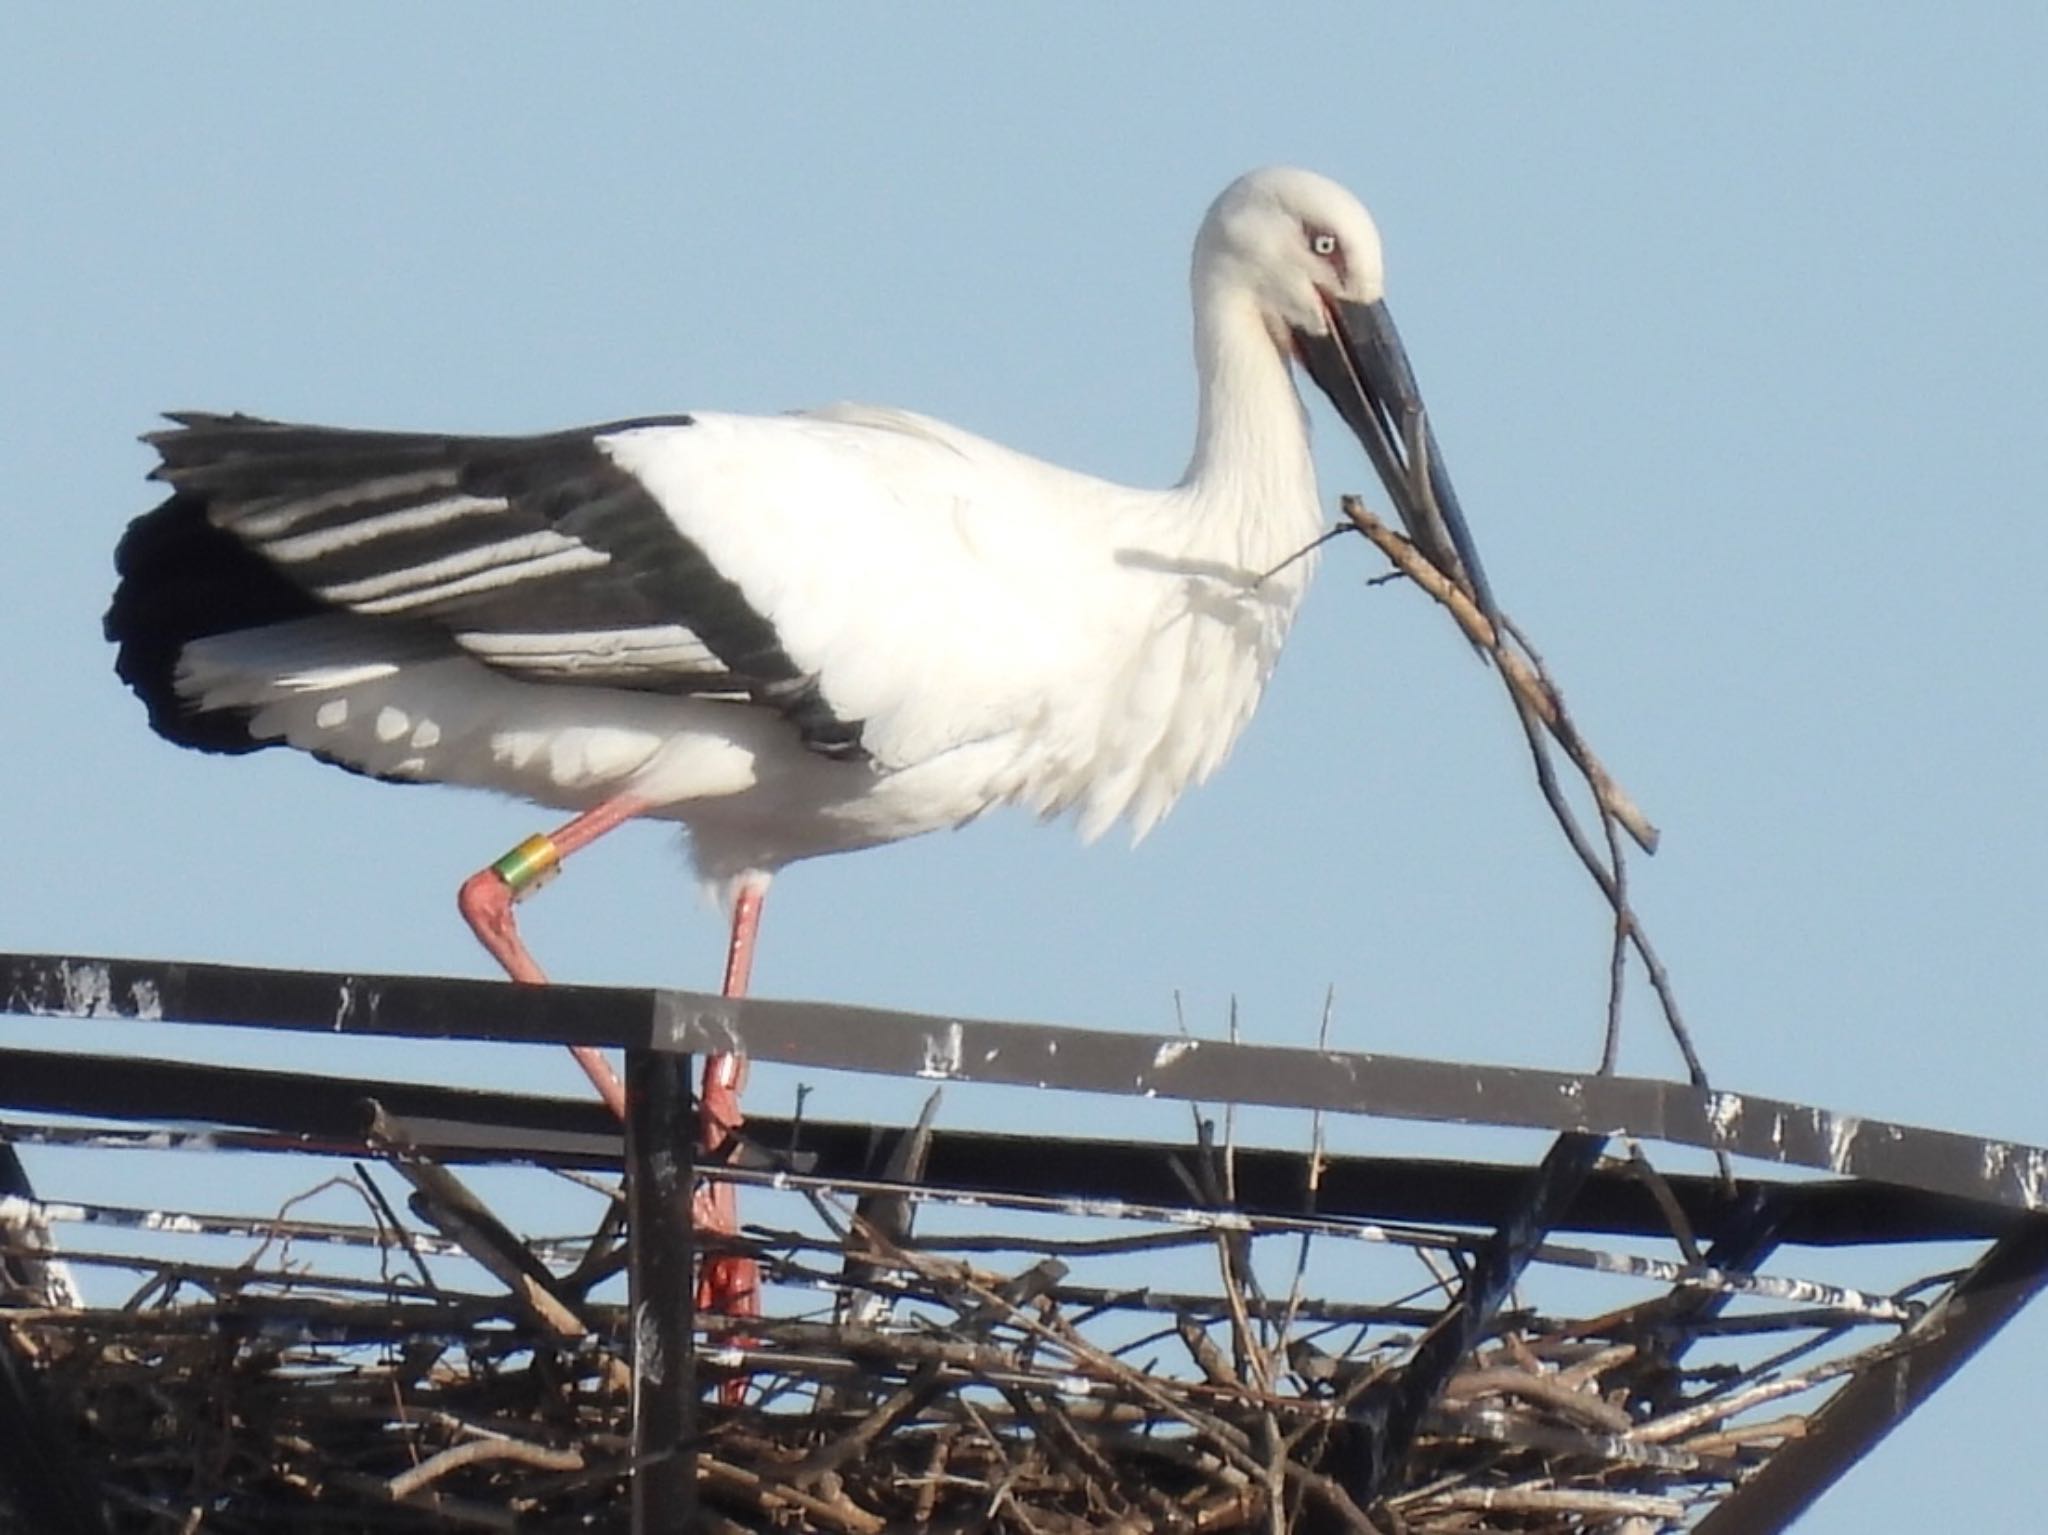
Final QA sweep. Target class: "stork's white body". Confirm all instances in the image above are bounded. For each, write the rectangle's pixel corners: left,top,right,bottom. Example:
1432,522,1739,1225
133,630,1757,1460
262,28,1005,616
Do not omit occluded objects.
116,167,1484,918
174,266,1328,891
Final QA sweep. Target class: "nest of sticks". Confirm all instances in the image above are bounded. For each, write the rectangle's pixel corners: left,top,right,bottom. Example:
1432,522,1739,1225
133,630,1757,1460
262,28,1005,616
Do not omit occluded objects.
0,1107,1929,1535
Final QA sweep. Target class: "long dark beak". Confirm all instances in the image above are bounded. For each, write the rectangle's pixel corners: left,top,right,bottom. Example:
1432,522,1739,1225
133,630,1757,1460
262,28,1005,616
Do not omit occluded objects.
1296,297,1498,623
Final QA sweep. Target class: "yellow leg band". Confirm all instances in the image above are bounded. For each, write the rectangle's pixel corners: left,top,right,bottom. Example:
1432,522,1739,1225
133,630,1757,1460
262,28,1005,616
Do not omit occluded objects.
492,834,561,893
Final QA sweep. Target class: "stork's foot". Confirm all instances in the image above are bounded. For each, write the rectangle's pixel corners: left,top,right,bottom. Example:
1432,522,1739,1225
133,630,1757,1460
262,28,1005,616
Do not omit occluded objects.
457,860,627,1119
458,868,539,981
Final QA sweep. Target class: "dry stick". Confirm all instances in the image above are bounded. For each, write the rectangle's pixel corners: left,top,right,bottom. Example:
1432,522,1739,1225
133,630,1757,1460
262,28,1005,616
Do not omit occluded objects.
1283,1462,1387,1535
880,1240,1275,1485
795,1362,949,1483
1180,1315,1242,1390
1497,619,1715,1093
1675,1318,1856,1410
383,1436,584,1501
366,1105,636,1393
1224,996,1242,1185
1258,1411,1287,1535
1220,1001,1282,1394
1501,672,1689,1093
1548,1341,1637,1392
1437,1367,1634,1434
699,1455,887,1535
1218,1236,1272,1398
351,1162,441,1299
1182,1079,1275,1400
345,1168,398,1294
1417,1486,1688,1520
558,1195,626,1302
1599,809,1630,1075
1279,988,1337,1372
1502,619,1716,1103
1338,499,1657,853
1499,683,1642,1034
240,1175,368,1276
1680,1412,1808,1456
1506,612,1684,1087
364,1106,581,1336
911,1429,950,1525
1632,1334,1913,1443
1338,497,1718,1100
998,1384,1173,1529
1623,1142,1705,1265
937,1227,1221,1261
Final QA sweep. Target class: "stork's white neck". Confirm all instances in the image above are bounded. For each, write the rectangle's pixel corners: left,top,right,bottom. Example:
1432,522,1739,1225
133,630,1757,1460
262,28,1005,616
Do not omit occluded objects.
1178,283,1322,556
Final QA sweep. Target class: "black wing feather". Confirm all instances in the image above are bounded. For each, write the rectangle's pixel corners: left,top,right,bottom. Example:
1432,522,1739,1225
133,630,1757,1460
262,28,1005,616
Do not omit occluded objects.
119,412,865,759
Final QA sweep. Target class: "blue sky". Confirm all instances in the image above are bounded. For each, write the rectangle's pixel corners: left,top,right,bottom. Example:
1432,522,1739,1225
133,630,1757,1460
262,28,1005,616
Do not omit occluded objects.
4,7,2045,1527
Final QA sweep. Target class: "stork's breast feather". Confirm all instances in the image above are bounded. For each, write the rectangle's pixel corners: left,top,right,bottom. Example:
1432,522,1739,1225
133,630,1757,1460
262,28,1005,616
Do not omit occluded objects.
604,413,1120,770
603,413,1302,842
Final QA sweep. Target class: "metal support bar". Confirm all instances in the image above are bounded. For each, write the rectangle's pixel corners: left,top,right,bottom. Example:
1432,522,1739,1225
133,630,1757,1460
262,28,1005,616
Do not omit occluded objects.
1337,1132,1609,1506
1693,1216,2048,1534
8,949,2048,1215
1653,1184,1788,1378
625,1048,696,1533
0,1043,2029,1248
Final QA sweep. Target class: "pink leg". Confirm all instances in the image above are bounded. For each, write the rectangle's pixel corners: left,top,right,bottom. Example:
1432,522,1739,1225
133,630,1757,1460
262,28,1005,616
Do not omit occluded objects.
701,876,766,1154
456,794,650,1120
695,874,769,1371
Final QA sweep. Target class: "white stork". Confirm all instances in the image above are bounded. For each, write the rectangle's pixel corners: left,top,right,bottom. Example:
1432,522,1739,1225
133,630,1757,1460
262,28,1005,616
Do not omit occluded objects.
107,166,1495,1316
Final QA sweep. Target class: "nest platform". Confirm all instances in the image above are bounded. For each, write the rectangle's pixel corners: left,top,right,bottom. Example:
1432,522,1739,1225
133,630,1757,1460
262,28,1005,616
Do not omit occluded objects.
3,953,2045,1533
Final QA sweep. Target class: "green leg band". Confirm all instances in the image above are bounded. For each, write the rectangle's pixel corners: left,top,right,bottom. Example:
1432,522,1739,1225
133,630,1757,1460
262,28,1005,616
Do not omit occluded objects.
492,834,561,893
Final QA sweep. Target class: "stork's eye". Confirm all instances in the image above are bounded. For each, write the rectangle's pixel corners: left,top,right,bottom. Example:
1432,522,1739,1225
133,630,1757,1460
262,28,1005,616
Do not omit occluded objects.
1309,232,1339,258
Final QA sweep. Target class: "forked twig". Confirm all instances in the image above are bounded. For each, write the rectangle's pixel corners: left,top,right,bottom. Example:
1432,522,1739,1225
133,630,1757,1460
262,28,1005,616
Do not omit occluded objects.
1338,500,1656,854
1339,496,1718,1107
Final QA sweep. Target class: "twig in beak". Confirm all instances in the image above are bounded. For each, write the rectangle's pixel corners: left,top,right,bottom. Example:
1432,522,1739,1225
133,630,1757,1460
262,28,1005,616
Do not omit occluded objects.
1339,496,1656,854
1341,496,1725,1156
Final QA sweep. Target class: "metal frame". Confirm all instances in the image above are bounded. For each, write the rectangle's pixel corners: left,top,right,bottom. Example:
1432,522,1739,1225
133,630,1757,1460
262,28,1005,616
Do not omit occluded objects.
5,949,2048,1533
1,1042,2026,1249
624,1049,697,1533
1693,1218,2048,1532
4,950,2045,1215
1342,1131,1609,1504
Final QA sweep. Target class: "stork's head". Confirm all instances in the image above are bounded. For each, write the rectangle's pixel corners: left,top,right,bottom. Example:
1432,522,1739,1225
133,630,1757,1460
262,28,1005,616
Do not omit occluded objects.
1198,167,1496,619
1196,166,1388,338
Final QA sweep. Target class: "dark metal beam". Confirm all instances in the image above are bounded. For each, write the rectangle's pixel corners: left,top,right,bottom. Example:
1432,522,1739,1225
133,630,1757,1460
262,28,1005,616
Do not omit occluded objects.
1627,1185,1792,1417
1692,1216,2048,1534
7,950,2048,1217
1339,1133,1609,1505
0,1044,2026,1248
625,1049,696,1533
0,1044,616,1158
0,950,662,1053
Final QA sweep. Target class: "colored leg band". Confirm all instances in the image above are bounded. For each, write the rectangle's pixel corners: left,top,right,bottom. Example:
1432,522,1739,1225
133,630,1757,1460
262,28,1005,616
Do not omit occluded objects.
492,834,561,892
